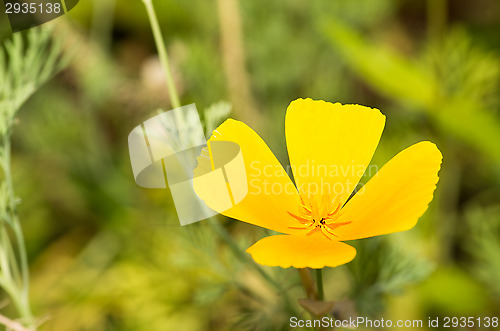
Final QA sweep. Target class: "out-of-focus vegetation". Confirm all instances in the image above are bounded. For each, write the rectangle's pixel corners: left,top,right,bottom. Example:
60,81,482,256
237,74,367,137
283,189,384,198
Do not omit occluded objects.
0,0,499,330
0,27,67,329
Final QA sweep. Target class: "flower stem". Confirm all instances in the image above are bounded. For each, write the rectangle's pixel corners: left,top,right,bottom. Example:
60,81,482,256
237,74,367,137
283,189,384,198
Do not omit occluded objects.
298,268,317,300
427,0,447,43
316,268,324,301
142,0,181,109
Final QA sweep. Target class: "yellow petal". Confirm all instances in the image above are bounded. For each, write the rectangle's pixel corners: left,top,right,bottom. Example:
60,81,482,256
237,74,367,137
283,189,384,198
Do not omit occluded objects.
193,119,303,234
334,141,443,241
246,234,357,268
285,98,385,203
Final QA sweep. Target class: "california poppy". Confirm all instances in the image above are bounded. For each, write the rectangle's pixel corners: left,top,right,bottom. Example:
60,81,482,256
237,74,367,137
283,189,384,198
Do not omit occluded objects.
194,98,442,268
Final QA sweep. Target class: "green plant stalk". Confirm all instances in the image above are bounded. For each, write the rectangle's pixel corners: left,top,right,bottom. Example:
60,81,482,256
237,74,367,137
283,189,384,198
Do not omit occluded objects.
91,0,116,49
142,0,181,109
1,131,33,326
298,268,317,300
427,0,447,43
316,268,324,301
60,0,68,12
0,27,66,329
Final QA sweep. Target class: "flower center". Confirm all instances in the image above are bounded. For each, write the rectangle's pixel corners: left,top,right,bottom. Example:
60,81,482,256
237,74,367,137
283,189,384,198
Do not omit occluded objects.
287,193,351,240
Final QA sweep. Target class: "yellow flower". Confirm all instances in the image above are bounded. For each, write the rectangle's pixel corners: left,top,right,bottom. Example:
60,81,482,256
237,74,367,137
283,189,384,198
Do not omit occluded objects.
194,98,442,269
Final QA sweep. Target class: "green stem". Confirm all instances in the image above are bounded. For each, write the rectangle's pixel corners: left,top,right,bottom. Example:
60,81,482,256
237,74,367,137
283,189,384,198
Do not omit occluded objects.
427,0,447,43
1,133,33,326
142,0,181,109
12,221,31,316
316,268,324,301
60,0,68,12
298,268,317,300
91,0,116,49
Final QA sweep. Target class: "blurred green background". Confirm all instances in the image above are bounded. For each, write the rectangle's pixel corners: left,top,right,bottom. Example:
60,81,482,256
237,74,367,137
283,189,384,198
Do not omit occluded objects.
1,0,500,330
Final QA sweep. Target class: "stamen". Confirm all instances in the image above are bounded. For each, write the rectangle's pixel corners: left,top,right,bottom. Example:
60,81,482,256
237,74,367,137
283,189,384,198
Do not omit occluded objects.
287,211,311,224
311,196,320,221
298,207,312,217
319,194,330,217
287,193,350,240
326,221,352,231
300,195,312,212
288,225,312,230
322,225,339,237
306,227,319,236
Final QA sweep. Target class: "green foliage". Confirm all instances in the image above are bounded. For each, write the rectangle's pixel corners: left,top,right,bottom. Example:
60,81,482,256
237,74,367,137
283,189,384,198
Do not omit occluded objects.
0,27,67,125
323,20,500,165
465,204,500,302
348,237,434,316
0,27,67,328
203,101,232,136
